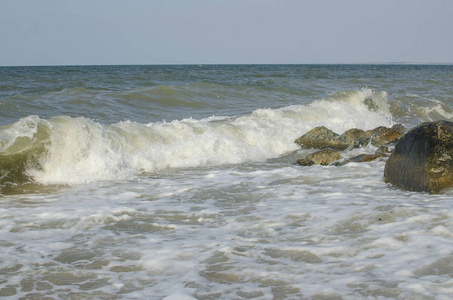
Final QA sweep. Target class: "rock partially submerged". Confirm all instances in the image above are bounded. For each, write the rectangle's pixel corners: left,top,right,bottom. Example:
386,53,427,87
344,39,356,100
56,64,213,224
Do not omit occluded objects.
384,120,453,193
294,121,453,193
295,124,405,151
338,128,368,148
297,149,343,166
295,124,406,166
350,154,388,163
294,126,348,151
366,124,406,146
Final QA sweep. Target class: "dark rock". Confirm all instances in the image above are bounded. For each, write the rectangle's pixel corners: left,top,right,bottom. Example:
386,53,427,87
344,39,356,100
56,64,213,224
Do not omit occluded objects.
384,120,453,193
297,149,343,166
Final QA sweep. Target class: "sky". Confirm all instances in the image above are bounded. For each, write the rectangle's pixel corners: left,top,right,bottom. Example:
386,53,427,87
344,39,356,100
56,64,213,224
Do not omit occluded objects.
1,0,452,66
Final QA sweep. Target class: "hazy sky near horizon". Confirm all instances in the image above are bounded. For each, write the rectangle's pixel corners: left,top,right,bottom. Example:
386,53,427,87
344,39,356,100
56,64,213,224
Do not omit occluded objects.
1,0,452,66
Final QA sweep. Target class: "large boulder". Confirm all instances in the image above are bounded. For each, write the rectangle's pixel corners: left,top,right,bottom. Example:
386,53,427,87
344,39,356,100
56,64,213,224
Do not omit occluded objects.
384,120,453,193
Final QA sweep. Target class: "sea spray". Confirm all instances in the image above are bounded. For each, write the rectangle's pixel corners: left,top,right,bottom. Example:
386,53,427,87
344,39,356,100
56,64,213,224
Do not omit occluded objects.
0,116,50,185
2,88,394,186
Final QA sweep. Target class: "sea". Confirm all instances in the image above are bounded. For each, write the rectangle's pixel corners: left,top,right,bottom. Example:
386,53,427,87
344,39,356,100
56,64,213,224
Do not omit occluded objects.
1,64,453,299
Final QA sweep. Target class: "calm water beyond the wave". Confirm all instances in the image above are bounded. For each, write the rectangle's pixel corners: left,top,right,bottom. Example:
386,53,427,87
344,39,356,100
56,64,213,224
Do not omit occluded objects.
1,64,453,299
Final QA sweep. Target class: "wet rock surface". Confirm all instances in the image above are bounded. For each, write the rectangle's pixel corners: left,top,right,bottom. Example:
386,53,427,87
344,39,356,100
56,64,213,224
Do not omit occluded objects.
366,124,406,147
296,149,343,166
384,120,453,194
295,120,453,193
295,124,406,152
295,124,405,167
350,154,388,163
294,126,348,151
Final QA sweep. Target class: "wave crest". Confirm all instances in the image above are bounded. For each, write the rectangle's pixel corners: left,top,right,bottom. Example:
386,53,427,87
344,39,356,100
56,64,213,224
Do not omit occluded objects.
1,89,395,187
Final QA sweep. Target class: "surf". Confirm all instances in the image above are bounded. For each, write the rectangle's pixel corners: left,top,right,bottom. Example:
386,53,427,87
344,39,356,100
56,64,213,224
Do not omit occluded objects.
0,88,397,187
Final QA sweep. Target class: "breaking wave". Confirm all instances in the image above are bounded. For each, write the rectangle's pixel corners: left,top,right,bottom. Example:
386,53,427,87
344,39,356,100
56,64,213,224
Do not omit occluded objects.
0,88,399,187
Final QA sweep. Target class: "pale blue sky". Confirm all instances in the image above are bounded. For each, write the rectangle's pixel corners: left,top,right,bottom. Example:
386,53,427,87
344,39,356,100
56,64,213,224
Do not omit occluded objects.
1,0,452,66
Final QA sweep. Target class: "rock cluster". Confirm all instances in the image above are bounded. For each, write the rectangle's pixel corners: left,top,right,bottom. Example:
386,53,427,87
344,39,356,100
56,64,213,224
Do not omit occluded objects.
295,124,406,166
295,120,453,193
384,120,453,194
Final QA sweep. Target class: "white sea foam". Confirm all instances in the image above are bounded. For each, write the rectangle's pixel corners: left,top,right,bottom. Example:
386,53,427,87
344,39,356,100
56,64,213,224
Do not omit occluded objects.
4,160,453,299
0,115,44,151
12,88,393,185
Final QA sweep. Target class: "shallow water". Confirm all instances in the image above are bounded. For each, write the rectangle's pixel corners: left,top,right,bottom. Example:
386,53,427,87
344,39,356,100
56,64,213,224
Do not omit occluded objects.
1,65,453,299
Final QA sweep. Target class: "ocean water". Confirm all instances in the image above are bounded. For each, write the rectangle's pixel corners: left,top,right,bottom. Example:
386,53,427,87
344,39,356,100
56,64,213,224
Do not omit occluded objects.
1,64,453,299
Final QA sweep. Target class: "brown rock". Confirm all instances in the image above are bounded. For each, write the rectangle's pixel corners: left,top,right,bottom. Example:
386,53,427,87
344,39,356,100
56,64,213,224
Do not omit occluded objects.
295,126,340,149
391,124,406,137
366,124,406,146
351,154,388,163
294,124,406,152
295,126,350,150
297,149,343,166
337,128,368,148
384,120,453,193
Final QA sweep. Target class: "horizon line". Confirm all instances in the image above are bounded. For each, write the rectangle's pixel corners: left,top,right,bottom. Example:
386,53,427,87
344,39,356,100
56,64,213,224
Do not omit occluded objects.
1,62,453,68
